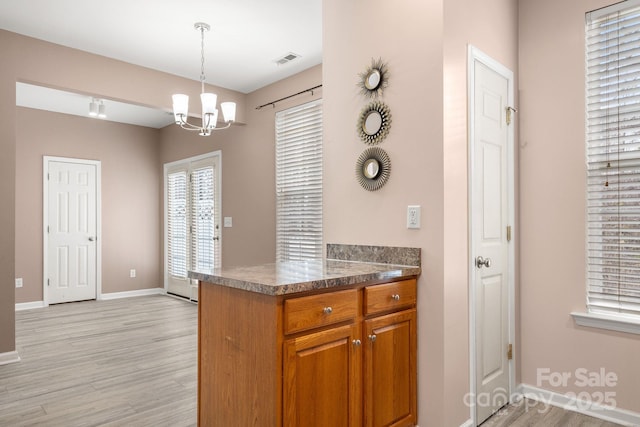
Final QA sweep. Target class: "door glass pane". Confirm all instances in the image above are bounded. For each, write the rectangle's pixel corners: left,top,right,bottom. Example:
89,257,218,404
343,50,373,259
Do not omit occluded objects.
191,166,215,271
168,171,188,278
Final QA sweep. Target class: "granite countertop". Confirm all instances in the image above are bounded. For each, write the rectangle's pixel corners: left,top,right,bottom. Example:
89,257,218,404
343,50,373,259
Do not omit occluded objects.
189,259,420,296
188,244,421,296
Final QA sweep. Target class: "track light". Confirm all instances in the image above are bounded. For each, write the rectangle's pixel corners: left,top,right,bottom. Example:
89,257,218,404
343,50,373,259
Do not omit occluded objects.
89,99,98,117
89,98,106,119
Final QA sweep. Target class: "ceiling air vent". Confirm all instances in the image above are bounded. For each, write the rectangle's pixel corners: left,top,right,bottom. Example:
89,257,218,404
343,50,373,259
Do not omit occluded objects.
274,52,301,66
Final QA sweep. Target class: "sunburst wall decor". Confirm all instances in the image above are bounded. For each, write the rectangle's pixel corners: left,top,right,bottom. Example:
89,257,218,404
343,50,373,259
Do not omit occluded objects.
357,101,392,145
358,58,389,99
355,146,391,191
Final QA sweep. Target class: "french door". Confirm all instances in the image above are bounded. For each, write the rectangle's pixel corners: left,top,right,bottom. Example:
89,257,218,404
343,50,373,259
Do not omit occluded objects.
165,152,221,300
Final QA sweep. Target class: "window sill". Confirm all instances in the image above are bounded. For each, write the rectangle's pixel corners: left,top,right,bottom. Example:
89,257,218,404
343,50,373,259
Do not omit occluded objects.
571,311,640,335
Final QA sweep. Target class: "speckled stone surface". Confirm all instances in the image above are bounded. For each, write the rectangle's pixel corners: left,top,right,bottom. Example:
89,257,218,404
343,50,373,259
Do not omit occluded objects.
326,243,421,267
189,259,420,296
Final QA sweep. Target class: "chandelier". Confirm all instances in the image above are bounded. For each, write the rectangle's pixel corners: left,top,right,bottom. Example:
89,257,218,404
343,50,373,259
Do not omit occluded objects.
172,22,236,136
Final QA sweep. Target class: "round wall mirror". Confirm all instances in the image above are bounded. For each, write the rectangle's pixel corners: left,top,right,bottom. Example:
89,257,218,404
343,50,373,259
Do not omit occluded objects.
363,111,383,136
363,158,380,179
357,101,392,145
356,147,391,191
365,69,381,90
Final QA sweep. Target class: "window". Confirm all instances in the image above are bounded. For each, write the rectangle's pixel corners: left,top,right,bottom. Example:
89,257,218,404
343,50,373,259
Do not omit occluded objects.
165,153,221,299
586,1,640,318
275,99,323,261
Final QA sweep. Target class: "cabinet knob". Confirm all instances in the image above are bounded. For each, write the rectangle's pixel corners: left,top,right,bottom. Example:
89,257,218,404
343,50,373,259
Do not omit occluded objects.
391,294,400,301
323,306,333,315
368,334,377,342
353,339,362,347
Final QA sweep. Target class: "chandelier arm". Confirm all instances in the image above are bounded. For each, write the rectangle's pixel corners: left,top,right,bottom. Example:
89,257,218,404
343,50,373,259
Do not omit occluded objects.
177,116,204,131
211,121,233,131
180,124,205,132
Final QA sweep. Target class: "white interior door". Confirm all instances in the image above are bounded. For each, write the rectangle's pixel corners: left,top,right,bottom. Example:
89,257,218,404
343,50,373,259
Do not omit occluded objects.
470,50,514,425
46,159,99,304
165,153,221,300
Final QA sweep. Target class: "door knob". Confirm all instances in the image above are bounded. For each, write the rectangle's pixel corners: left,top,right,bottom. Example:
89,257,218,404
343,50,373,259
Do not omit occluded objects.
475,256,491,269
88,236,95,242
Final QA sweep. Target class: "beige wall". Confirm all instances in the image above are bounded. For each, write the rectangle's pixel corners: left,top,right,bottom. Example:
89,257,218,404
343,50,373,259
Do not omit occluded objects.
444,0,519,424
4,0,639,422
0,33,17,354
159,65,322,268
519,0,640,413
0,29,247,353
15,108,162,303
322,0,446,424
323,0,518,425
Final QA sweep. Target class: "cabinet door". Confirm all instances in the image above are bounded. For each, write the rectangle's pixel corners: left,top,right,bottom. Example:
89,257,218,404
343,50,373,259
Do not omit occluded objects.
364,309,417,427
283,323,362,427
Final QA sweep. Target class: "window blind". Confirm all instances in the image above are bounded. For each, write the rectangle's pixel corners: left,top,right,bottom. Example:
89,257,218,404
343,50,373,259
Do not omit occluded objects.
168,171,188,278
586,1,640,316
191,165,219,271
275,99,323,261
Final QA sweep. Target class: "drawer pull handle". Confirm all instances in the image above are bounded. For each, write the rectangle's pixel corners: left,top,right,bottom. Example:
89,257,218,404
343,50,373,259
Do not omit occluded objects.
323,306,333,315
391,294,400,301
368,334,377,342
353,339,362,347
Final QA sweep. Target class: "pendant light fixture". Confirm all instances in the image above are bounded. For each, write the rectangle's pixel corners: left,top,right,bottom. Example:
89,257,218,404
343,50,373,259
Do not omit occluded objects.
172,22,236,136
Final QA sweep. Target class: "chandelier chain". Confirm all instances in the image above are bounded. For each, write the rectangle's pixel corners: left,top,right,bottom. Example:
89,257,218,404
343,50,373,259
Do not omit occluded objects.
200,26,206,94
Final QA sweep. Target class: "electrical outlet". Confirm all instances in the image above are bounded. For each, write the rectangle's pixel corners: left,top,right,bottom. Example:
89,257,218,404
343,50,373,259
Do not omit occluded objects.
224,217,233,228
407,205,421,229
15,278,23,288
130,269,136,278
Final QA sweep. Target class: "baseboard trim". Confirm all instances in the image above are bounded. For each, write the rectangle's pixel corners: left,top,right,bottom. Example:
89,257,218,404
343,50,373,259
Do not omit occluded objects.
0,351,21,365
459,419,473,427
15,301,45,311
517,383,640,427
99,288,165,300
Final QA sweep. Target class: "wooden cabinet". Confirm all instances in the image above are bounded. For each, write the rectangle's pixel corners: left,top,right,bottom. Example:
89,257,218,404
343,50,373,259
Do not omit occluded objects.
198,277,417,427
364,309,417,427
283,323,361,427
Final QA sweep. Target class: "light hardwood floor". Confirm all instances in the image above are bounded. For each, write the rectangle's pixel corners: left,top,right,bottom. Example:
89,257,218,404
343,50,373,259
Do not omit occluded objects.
0,295,197,427
481,399,624,427
1,295,626,427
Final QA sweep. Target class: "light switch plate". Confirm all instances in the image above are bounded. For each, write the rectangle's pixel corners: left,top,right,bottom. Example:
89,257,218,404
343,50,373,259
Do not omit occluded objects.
224,217,233,228
407,205,421,229
15,278,23,288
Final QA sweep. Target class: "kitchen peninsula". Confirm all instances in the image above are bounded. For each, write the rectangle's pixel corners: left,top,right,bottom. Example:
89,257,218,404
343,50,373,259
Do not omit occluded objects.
189,244,421,427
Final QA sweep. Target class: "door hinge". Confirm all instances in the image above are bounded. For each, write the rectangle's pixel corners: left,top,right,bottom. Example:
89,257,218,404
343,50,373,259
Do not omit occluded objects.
506,225,512,242
47,278,50,287
507,343,513,360
506,106,517,125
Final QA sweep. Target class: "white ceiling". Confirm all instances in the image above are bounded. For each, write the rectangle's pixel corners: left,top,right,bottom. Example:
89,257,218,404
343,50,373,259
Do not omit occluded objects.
2,0,322,128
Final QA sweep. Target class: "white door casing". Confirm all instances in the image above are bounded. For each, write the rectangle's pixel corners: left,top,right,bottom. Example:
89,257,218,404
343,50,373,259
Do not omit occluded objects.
44,157,101,305
164,152,221,301
468,46,515,426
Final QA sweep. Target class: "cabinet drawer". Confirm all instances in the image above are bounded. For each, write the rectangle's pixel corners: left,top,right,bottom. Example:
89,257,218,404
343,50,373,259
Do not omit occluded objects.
284,289,358,334
364,279,416,316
